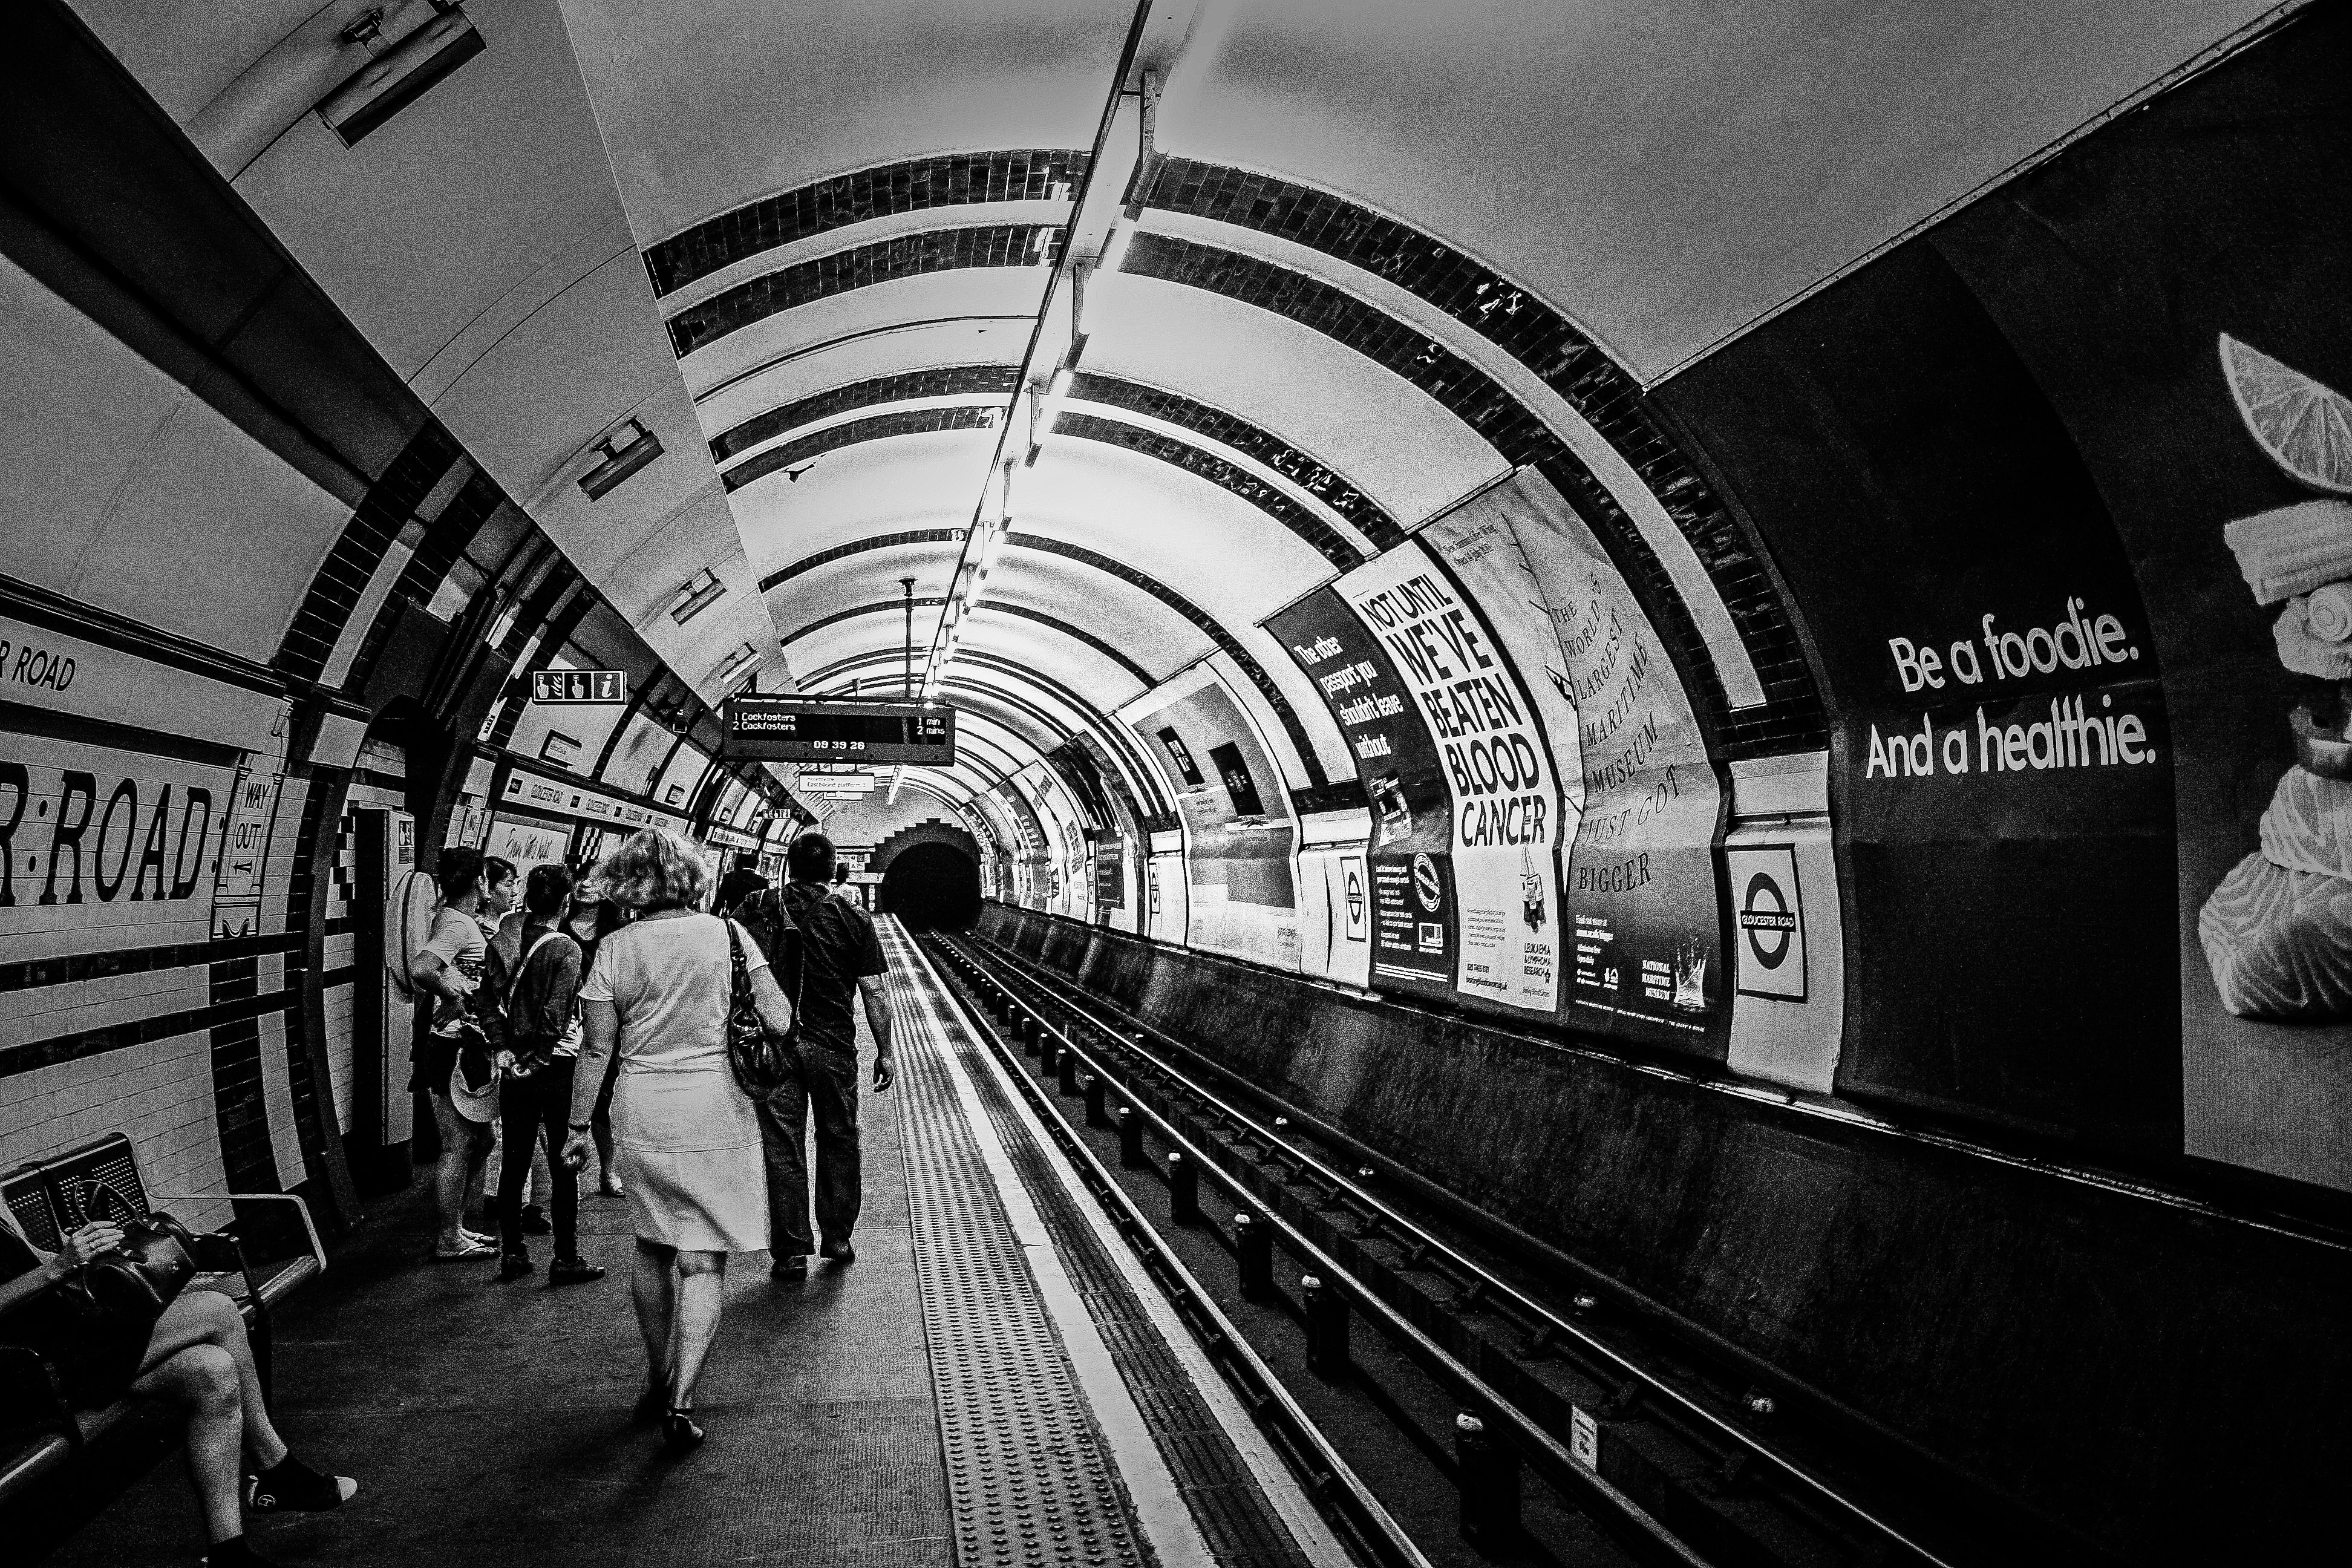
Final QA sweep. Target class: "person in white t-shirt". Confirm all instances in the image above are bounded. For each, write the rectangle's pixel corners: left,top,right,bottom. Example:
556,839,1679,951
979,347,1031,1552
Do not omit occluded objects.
408,846,497,1261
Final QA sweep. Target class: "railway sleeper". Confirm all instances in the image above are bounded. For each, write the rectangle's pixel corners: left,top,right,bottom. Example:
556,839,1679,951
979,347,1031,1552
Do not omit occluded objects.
937,943,1896,1568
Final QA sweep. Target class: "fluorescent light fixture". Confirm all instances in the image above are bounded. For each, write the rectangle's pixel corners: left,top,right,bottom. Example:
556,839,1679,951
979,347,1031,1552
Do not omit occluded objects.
1098,220,1137,276
1048,365,1075,400
716,642,759,683
318,5,486,148
670,567,725,625
579,419,663,500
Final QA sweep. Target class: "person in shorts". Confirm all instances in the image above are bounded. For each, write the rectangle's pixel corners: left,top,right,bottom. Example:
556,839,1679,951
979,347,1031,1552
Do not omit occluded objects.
410,846,498,1261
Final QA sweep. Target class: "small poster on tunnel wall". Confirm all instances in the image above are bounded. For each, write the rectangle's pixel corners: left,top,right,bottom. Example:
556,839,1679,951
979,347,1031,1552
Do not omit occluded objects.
1126,673,1300,971
1266,584,1456,995
1422,469,1730,1056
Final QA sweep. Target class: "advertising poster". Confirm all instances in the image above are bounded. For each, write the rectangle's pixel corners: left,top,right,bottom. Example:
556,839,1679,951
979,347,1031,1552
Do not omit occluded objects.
485,812,573,881
1128,675,1299,969
1422,471,1728,1054
1046,738,1117,829
1270,541,1563,1015
994,773,1050,909
1266,584,1456,995
1922,15,2352,1189
1093,836,1127,910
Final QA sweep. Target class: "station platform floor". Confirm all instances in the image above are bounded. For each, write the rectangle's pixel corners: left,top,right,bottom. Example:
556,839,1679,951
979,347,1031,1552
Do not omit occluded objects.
44,918,1345,1568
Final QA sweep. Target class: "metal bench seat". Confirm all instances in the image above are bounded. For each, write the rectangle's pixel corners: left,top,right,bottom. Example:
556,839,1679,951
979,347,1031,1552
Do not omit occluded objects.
0,1134,326,1512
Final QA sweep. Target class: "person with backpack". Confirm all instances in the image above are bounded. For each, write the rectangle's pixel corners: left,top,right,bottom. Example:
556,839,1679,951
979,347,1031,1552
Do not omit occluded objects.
483,864,607,1285
731,832,895,1282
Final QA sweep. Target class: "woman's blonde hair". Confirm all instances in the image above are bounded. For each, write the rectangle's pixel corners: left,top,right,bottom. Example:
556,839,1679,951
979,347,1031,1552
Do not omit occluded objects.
601,828,712,912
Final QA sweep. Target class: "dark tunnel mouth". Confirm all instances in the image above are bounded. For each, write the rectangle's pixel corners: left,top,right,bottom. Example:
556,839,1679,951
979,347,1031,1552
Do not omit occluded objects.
879,841,983,931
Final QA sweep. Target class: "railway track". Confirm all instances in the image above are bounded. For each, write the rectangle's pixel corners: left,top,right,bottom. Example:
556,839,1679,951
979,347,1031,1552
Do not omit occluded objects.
915,929,2000,1568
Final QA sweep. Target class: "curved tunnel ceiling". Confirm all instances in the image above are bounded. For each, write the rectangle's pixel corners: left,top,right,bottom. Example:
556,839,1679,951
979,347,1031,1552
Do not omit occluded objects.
58,0,2289,811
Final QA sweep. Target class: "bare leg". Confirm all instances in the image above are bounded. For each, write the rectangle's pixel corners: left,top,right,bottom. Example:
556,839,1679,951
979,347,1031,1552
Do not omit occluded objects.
632,1239,676,1391
131,1344,243,1545
464,1118,492,1226
140,1290,287,1468
593,1060,620,1190
432,1093,482,1250
669,1250,728,1410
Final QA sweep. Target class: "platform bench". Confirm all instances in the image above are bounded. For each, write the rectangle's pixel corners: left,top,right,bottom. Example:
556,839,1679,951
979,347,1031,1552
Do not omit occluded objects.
0,1133,325,1509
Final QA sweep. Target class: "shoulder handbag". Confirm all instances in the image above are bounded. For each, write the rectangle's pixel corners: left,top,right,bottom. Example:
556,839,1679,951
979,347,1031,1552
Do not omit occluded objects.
58,1180,197,1330
725,920,794,1096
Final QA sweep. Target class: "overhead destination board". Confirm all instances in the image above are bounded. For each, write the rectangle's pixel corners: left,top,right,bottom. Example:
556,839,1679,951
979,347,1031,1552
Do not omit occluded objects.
724,696,956,765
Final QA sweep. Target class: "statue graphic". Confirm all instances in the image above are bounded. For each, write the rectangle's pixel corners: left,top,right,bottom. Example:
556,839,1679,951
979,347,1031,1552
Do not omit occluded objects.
1518,844,1546,932
2198,335,2352,1020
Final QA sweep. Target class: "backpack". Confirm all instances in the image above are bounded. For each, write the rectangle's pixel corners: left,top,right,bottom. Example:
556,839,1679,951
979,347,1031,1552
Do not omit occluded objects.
385,869,442,1002
730,886,798,978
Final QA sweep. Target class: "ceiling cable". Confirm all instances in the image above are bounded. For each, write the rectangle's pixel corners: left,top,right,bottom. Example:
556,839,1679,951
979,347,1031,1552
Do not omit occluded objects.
916,0,1162,702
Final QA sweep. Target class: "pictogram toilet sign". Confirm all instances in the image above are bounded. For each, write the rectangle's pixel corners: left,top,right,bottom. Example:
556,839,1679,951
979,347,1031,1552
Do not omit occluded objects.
1725,844,1807,1002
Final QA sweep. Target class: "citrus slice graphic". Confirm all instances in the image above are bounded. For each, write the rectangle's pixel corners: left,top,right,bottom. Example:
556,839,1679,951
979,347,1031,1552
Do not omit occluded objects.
2221,334,2352,495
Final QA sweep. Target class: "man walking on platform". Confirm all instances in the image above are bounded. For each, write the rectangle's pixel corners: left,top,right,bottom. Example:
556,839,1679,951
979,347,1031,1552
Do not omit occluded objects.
733,832,894,1281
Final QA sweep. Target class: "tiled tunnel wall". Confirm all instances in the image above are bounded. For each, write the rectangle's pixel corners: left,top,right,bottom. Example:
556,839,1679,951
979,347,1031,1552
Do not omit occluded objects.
0,8,795,1233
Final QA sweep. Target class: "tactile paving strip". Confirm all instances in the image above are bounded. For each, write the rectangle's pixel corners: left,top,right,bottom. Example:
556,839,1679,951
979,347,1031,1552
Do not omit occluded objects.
890,935,1149,1568
891,925,1317,1568
951,1018,1315,1568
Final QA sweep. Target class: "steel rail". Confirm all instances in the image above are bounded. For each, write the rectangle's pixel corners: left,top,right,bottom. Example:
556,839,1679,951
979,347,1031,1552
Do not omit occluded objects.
927,938,1712,1568
942,933,1962,1568
899,929,1435,1568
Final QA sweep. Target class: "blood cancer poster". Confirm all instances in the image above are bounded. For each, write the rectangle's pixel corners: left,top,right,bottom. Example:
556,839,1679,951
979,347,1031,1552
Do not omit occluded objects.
1422,469,1728,1057
1271,541,1564,1016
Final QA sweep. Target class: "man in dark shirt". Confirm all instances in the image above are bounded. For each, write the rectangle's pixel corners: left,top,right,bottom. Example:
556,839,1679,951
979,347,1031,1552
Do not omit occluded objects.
734,832,893,1280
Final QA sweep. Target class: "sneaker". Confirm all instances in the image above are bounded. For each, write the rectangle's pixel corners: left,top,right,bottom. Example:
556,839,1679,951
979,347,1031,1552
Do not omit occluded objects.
520,1204,552,1235
771,1255,807,1281
246,1459,358,1513
818,1240,855,1266
460,1225,495,1248
499,1250,535,1281
432,1240,496,1262
549,1255,606,1285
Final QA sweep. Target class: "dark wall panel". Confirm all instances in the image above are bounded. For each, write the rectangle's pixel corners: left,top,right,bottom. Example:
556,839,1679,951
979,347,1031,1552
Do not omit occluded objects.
1656,7,2352,1192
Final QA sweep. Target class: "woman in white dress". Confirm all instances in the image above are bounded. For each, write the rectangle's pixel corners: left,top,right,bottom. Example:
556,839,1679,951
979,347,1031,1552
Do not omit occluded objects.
561,829,791,1451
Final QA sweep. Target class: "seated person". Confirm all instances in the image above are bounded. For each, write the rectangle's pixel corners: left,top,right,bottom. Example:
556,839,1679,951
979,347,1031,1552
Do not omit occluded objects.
1,1209,357,1566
